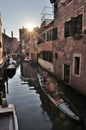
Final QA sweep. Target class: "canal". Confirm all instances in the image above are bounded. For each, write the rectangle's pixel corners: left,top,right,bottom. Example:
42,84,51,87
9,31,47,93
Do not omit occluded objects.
6,60,86,130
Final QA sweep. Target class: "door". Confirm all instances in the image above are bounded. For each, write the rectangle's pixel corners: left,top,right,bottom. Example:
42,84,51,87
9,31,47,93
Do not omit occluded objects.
64,64,70,84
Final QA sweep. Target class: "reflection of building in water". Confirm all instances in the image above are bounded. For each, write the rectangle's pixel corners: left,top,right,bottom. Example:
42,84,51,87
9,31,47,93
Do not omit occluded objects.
39,90,81,130
20,61,37,81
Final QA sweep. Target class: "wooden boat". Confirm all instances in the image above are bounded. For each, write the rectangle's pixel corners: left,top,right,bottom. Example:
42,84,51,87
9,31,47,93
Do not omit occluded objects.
7,64,16,78
7,64,16,69
24,57,30,62
24,57,35,65
37,73,80,121
0,104,18,130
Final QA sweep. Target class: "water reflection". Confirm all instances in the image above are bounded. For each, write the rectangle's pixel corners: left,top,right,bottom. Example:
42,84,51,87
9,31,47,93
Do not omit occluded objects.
20,60,37,85
19,60,84,130
40,93,81,130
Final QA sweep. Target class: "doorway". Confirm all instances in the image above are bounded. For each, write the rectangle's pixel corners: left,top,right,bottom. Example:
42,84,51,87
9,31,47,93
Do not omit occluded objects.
63,64,70,84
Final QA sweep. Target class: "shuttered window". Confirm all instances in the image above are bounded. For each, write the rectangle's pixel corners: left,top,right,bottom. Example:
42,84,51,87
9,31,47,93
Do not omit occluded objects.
64,14,82,37
0,42,1,48
47,30,52,41
76,14,82,35
71,17,76,36
55,53,58,59
64,20,72,37
42,51,52,62
52,27,58,40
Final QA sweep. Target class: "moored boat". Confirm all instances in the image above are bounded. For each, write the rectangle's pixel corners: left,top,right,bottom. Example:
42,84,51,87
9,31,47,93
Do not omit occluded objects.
0,104,18,130
24,57,30,62
7,64,16,78
9,57,17,65
37,73,80,121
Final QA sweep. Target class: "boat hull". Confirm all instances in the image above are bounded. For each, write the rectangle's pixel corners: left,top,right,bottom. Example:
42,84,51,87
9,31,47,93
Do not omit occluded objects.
0,104,18,130
37,73,80,122
7,64,16,78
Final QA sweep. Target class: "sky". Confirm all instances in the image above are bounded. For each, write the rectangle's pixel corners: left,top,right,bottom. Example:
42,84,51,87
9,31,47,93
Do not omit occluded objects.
0,0,52,39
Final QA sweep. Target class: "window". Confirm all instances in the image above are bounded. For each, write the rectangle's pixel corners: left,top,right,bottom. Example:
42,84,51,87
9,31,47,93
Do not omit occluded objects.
0,42,1,48
64,14,82,37
67,0,72,3
71,15,82,36
74,57,80,75
42,51,52,62
64,20,72,37
38,36,43,44
38,33,46,44
48,51,52,62
71,17,76,36
42,33,46,42
73,54,81,76
52,27,58,40
47,30,52,41
55,53,58,59
64,64,70,83
76,15,82,35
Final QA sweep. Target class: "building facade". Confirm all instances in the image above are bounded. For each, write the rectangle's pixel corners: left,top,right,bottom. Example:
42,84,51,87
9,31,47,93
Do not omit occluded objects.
0,16,3,63
38,21,54,73
2,31,19,57
37,6,54,73
19,27,38,62
50,0,86,95
19,27,30,58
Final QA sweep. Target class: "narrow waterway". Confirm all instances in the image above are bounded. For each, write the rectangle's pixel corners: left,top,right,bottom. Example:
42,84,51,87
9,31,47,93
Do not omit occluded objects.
6,61,85,130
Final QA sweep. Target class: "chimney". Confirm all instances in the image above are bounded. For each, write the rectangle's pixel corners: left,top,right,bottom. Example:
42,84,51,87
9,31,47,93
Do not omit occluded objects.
11,31,13,38
3,29,5,34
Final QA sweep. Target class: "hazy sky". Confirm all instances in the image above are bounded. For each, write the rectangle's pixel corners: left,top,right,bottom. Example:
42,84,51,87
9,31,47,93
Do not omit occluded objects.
0,0,52,39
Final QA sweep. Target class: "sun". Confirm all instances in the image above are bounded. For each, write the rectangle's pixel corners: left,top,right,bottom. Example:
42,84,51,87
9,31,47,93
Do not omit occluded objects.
26,24,35,32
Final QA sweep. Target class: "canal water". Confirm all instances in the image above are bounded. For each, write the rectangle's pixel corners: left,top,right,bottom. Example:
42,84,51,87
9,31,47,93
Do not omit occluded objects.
6,61,85,130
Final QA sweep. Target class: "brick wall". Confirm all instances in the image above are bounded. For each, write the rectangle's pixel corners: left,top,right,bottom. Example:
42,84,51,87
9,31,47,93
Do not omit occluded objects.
52,0,86,95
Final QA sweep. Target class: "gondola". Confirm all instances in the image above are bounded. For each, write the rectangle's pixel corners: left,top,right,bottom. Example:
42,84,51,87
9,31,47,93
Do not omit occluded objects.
0,104,18,130
7,64,16,78
37,73,80,121
6,57,17,78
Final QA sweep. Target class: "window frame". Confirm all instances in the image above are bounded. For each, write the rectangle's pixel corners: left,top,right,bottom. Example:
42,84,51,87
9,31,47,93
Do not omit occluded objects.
73,53,81,77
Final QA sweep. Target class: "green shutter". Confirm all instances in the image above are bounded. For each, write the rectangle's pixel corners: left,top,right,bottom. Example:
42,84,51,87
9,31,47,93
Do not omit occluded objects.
71,17,76,36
